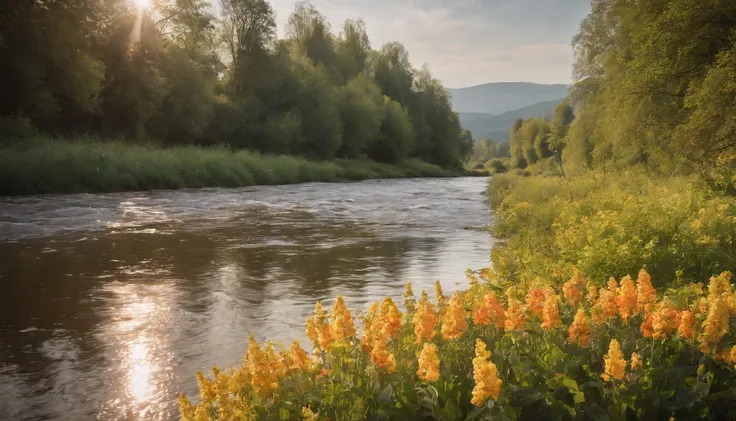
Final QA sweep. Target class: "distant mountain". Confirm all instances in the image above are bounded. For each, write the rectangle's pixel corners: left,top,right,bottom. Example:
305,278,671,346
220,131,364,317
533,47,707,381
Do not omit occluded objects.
458,99,561,142
447,82,569,115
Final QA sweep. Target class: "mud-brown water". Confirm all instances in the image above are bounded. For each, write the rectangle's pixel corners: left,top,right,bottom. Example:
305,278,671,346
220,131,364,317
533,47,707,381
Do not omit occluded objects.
0,177,493,420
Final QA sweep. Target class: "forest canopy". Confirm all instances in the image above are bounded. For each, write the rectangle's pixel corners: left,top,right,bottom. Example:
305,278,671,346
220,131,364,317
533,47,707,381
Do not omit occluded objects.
0,0,473,168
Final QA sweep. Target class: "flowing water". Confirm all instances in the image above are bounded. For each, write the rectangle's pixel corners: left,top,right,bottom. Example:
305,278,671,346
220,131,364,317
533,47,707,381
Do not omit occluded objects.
0,177,494,420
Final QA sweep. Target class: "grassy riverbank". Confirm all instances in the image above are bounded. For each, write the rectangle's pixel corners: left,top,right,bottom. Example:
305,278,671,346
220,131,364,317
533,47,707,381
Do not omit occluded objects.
0,137,480,196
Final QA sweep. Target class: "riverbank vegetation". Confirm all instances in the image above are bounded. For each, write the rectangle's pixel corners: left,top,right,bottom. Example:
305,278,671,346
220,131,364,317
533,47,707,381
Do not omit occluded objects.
180,0,736,418
180,270,736,420
1,0,475,195
0,137,461,196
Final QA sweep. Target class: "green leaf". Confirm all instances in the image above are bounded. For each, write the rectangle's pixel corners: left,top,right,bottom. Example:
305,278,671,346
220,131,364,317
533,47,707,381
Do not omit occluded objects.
279,407,290,420
562,376,579,391
574,392,586,404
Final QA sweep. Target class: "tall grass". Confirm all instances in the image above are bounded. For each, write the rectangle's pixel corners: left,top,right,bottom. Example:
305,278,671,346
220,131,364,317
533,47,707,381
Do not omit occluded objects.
488,170,736,286
0,137,466,196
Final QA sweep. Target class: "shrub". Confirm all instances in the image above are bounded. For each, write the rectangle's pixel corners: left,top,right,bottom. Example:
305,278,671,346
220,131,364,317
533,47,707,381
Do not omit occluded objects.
180,269,736,421
489,171,736,286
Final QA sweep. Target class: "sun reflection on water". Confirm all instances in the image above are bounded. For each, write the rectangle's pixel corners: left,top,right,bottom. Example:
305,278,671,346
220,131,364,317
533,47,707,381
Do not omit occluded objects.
128,339,152,403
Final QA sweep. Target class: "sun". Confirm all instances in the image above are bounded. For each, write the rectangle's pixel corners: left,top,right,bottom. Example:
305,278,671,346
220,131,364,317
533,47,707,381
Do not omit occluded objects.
134,0,149,10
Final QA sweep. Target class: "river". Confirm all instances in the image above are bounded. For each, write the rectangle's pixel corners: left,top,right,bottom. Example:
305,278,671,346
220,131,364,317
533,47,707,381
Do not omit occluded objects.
0,177,493,420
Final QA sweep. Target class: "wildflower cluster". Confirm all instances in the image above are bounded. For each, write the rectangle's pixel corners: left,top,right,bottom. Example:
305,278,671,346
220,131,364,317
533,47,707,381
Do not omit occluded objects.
181,269,736,421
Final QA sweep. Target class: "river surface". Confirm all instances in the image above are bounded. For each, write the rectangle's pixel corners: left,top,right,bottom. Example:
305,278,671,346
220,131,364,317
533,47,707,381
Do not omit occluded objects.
0,177,493,420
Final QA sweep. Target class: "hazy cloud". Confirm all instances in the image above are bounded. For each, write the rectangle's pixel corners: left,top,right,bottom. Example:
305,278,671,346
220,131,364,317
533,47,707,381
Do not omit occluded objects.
265,0,591,87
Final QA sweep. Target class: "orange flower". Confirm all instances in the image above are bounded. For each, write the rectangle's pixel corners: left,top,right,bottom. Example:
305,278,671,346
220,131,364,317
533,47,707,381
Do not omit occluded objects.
541,293,560,330
636,269,657,312
562,269,586,306
602,339,626,382
416,343,440,382
471,339,502,406
678,310,695,339
369,339,396,373
441,292,468,340
617,275,638,321
360,302,380,352
525,288,545,318
652,298,680,341
504,299,526,332
630,352,643,370
379,297,402,340
699,297,730,354
413,291,439,343
568,308,591,348
472,291,506,329
286,341,311,371
707,272,732,301
607,277,619,296
641,312,654,338
306,302,333,352
264,341,286,378
592,287,618,323
245,334,279,396
331,296,356,346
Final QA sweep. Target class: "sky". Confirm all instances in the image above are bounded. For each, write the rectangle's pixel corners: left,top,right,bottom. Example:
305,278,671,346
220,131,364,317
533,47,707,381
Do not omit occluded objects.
266,0,592,88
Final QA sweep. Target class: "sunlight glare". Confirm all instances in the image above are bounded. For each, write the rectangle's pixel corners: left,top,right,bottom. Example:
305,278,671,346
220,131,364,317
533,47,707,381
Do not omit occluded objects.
134,0,149,10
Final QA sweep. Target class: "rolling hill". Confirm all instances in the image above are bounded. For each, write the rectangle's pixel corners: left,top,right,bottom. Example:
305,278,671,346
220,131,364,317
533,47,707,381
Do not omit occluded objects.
458,99,561,141
447,82,569,114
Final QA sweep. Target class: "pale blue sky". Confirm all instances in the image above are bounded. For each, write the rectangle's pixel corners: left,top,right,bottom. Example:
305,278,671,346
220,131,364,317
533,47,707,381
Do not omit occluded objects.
266,0,591,88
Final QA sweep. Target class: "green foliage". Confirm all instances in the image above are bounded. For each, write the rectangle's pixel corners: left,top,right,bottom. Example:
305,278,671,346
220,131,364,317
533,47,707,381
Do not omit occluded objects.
566,0,736,181
0,0,469,172
0,137,456,196
489,171,736,286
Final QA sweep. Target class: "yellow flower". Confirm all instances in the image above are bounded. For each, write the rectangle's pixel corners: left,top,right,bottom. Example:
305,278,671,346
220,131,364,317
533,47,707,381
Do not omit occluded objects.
652,298,680,341
630,352,643,370
472,291,506,329
707,272,732,302
264,341,286,378
617,275,638,321
678,310,695,340
637,269,657,313
413,291,439,343
525,287,545,318
178,393,197,421
441,292,468,340
471,339,502,406
541,293,560,330
306,302,333,352
302,405,318,421
586,281,599,304
435,280,446,310
369,339,397,373
416,343,440,382
287,341,311,371
331,296,356,346
699,297,730,354
403,281,416,313
562,269,585,306
568,308,591,348
504,299,526,332
245,335,279,396
602,339,626,382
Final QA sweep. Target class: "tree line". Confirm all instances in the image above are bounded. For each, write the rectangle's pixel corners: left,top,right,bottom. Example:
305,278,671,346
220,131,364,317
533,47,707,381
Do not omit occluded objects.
502,0,736,189
0,0,474,168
